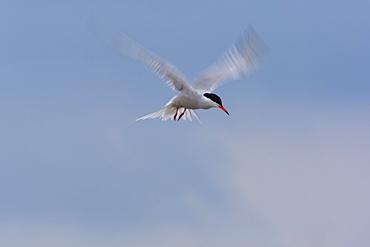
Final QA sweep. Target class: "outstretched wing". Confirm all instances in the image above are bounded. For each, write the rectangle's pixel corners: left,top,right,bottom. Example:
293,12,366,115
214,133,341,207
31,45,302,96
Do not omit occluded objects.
192,25,268,93
89,17,194,94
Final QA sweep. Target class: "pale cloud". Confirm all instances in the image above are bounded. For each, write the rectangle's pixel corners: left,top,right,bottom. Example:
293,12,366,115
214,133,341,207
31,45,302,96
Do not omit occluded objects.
215,104,370,247
2,104,369,247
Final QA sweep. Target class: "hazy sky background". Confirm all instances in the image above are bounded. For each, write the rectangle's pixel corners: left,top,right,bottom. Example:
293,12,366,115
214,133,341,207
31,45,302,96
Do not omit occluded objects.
1,1,369,246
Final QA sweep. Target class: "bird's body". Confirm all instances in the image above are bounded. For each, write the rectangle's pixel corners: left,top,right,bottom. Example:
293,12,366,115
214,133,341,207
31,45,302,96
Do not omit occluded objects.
137,92,225,121
90,19,268,122
170,93,209,110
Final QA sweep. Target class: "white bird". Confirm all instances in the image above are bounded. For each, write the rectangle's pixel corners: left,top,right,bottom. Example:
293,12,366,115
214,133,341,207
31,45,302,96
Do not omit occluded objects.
90,19,268,122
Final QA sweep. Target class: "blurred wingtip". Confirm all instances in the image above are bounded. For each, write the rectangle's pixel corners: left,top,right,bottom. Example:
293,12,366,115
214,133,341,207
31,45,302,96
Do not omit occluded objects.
240,23,271,58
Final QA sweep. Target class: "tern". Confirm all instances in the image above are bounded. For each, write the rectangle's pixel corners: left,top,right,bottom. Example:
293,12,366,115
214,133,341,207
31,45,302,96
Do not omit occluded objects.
90,19,268,122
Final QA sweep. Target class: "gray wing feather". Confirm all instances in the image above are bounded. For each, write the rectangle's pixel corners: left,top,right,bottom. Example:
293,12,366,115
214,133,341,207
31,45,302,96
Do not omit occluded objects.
89,17,194,94
192,26,269,93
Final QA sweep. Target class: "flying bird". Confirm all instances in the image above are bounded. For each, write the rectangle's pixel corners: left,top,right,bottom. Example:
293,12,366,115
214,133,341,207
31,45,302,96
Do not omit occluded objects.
90,19,268,122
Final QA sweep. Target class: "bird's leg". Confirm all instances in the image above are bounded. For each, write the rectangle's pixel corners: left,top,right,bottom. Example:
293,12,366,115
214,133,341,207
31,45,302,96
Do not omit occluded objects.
178,108,187,121
173,108,179,120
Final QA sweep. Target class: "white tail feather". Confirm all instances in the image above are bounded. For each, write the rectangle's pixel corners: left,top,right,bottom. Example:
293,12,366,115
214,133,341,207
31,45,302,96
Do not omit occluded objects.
136,105,201,122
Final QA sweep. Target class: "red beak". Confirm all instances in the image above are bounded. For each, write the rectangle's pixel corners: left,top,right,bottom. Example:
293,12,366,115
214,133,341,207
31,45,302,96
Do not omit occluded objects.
218,105,229,115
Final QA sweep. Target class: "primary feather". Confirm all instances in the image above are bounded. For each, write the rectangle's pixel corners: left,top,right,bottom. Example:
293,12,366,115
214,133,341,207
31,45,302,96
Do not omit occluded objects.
89,17,194,94
192,25,269,93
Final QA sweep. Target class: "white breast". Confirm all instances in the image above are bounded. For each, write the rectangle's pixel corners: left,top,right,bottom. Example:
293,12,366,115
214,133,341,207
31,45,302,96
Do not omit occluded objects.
168,93,216,110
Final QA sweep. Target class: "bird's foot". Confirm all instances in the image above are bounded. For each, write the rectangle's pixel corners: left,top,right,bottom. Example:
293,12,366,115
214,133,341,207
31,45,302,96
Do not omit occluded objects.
177,108,187,121
173,108,179,120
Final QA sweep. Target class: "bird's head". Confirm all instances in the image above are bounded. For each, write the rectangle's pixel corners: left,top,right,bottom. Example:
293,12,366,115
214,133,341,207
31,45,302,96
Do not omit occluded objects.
203,93,229,115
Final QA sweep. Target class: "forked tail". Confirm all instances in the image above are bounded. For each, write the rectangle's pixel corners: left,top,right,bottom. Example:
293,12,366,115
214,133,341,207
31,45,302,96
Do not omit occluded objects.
136,105,201,122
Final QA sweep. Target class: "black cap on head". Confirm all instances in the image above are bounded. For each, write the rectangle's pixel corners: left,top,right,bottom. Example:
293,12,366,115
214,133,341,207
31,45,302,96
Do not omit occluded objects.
203,93,223,106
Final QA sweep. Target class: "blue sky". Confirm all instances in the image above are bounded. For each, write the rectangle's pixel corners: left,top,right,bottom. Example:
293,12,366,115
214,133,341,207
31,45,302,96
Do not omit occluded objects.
1,1,370,246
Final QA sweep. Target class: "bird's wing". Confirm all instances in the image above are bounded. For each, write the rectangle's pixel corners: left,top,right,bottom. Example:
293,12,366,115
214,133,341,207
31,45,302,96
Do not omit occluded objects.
89,18,194,94
192,25,269,93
